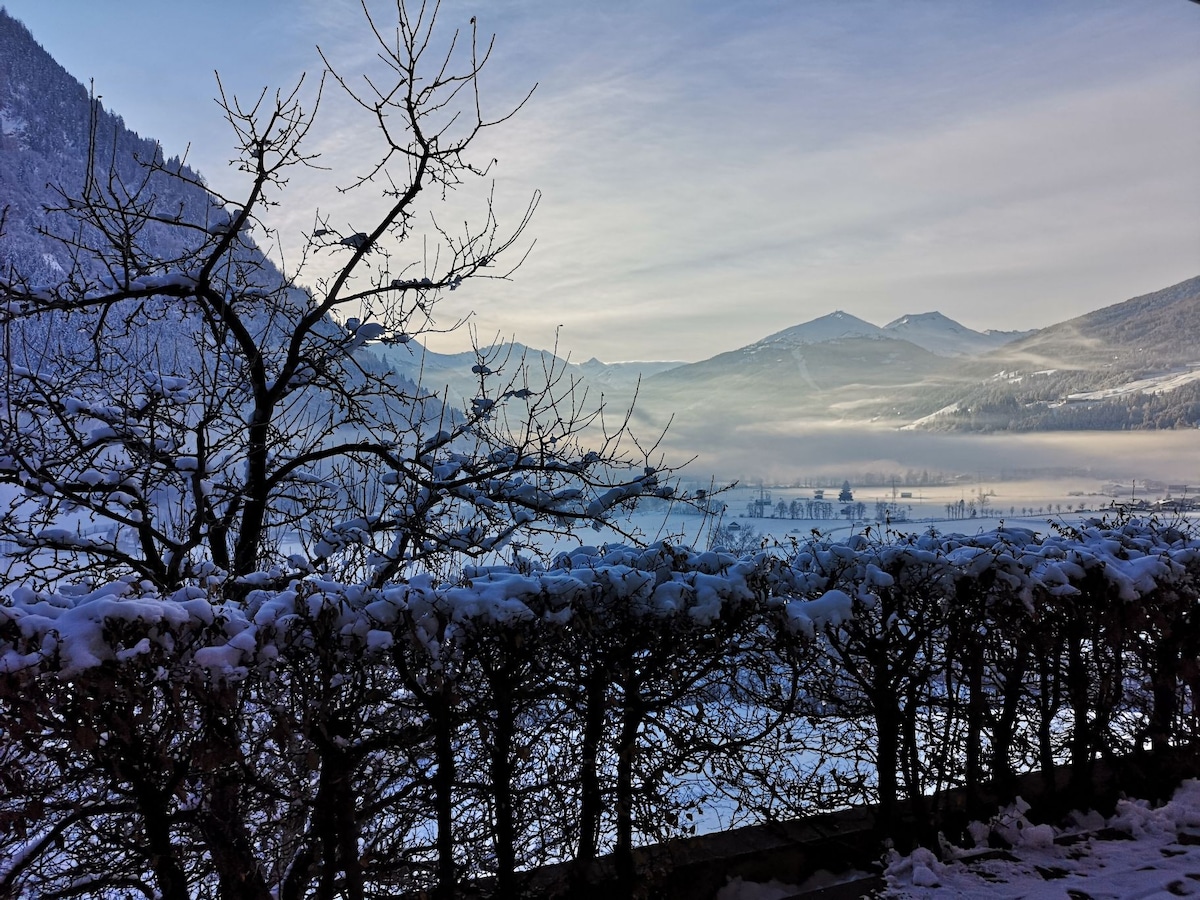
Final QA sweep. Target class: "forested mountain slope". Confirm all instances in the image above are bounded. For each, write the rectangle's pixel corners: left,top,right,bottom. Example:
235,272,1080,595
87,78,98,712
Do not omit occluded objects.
984,274,1200,373
0,11,220,283
901,276,1200,431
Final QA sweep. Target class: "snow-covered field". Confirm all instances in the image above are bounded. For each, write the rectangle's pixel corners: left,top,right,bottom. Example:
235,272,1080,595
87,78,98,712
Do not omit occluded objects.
539,476,1192,558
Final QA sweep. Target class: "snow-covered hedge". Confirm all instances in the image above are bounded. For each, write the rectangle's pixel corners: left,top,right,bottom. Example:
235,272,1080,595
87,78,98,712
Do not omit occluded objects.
6,521,1193,681
2,518,1199,898
1,543,768,679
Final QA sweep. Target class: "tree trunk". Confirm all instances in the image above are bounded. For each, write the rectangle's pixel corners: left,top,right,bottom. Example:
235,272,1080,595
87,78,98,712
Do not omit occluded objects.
1065,623,1093,797
963,639,985,798
490,672,518,900
613,697,641,895
992,642,1030,798
433,700,458,900
873,691,901,830
1037,652,1058,796
198,777,275,900
1149,633,1178,754
135,782,191,900
575,666,607,863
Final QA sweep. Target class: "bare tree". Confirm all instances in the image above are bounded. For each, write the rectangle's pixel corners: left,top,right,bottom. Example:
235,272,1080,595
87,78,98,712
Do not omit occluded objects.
0,1,679,598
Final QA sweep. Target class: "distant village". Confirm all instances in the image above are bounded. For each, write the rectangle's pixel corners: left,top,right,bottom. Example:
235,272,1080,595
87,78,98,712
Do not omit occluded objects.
738,482,879,523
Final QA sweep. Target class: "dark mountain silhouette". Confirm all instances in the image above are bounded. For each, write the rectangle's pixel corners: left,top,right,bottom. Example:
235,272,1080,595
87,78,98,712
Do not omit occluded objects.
0,9,224,284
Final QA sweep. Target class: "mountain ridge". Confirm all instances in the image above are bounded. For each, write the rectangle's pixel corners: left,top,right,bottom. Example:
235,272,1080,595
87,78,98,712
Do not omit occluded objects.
0,9,220,284
627,275,1200,435
759,310,889,346
899,275,1200,432
883,310,1033,357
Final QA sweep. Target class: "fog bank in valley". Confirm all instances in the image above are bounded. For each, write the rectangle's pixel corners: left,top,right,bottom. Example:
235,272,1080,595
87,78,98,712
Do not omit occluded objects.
656,421,1199,485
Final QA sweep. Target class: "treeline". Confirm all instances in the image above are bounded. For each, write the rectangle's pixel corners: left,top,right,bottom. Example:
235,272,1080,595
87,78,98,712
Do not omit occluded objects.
703,471,954,494
862,346,1200,431
926,380,1200,432
3,517,1200,898
786,470,954,488
865,367,1110,427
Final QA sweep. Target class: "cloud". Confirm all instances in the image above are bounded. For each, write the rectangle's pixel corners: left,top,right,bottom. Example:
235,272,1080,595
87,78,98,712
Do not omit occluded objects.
376,2,1199,362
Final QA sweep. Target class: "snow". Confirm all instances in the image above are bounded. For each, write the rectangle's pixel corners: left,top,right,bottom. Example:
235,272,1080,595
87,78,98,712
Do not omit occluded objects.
784,588,855,638
748,310,1029,358
1066,366,1200,403
883,311,1030,357
719,781,1200,900
5,512,1195,683
0,108,27,135
901,402,960,430
882,780,1200,899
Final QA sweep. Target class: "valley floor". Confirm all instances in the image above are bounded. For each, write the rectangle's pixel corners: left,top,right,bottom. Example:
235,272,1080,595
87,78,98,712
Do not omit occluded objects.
549,476,1197,558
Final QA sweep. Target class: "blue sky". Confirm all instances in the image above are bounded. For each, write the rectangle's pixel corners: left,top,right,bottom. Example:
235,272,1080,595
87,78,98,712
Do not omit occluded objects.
4,1,1198,362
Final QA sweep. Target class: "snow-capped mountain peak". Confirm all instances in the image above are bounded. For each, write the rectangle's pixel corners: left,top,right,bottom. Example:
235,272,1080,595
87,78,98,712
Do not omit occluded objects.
759,310,888,346
747,308,1030,357
884,311,1029,357
885,311,967,332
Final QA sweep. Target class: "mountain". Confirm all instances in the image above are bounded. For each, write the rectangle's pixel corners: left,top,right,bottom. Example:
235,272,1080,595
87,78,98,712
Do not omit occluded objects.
894,276,1200,432
883,311,1031,357
575,357,683,389
630,308,1027,429
364,339,570,408
758,310,889,345
755,309,1029,360
0,9,253,381
364,339,680,412
633,313,954,428
980,275,1200,373
629,278,1200,438
0,11,220,284
0,11,447,409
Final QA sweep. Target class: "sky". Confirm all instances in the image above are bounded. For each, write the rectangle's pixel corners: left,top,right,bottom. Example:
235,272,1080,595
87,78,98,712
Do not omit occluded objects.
3,1,1199,363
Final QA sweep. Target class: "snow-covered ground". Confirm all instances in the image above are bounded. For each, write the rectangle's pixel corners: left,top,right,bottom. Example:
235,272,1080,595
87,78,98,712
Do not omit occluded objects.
883,780,1200,899
720,780,1200,900
539,476,1186,559
1065,366,1200,403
